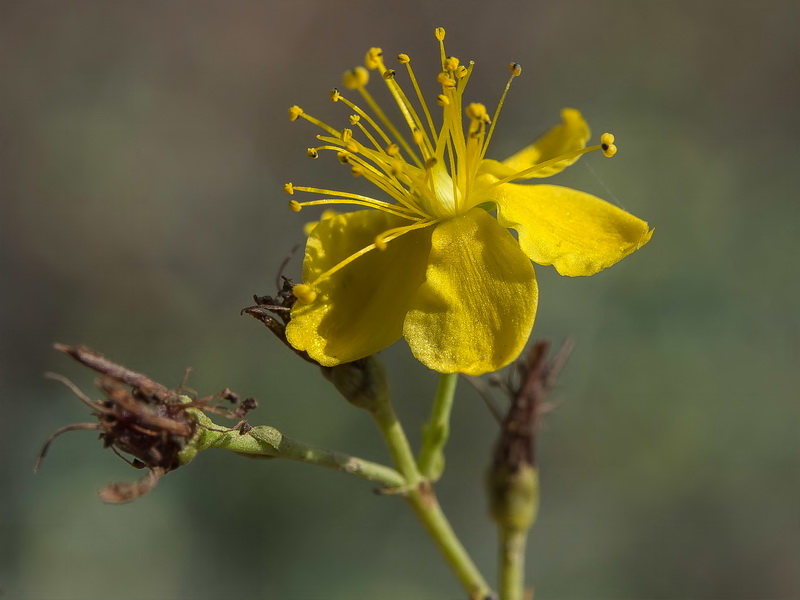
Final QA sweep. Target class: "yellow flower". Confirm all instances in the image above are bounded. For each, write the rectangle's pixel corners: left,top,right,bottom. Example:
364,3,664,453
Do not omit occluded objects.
284,28,652,376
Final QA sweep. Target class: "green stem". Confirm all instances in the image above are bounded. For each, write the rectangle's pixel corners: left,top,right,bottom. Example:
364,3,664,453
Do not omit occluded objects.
499,527,527,600
202,423,405,489
369,378,491,598
371,386,422,486
406,482,492,598
417,372,458,481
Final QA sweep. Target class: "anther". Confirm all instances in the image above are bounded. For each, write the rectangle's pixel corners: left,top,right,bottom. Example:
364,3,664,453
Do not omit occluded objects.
466,103,490,122
337,152,349,164
351,165,364,177
293,284,317,304
382,69,396,80
284,182,294,195
509,62,522,77
455,65,468,79
412,129,424,145
343,67,369,89
437,72,456,88
341,128,353,143
385,143,400,157
306,148,319,159
600,132,617,157
345,140,360,153
397,53,410,64
365,47,383,70
288,105,304,121
374,235,388,251
437,94,450,106
390,160,405,177
425,157,438,170
289,200,302,212
349,114,360,125
330,88,341,102
444,56,460,71
434,27,446,41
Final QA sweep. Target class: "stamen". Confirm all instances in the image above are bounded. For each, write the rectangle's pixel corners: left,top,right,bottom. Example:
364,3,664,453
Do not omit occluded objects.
400,57,437,143
296,218,436,301
374,219,436,250
490,141,615,186
286,184,423,219
481,62,522,163
289,106,340,137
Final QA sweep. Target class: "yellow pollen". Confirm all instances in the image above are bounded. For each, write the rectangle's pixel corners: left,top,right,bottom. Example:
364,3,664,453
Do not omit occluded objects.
435,27,446,41
397,53,410,64
337,151,349,164
289,200,302,212
385,143,400,156
288,105,304,121
306,148,319,159
284,182,294,195
455,65,468,79
345,140,360,153
349,114,360,125
330,88,341,102
340,128,353,142
437,94,449,106
293,284,317,304
509,62,522,77
343,67,369,89
383,69,396,80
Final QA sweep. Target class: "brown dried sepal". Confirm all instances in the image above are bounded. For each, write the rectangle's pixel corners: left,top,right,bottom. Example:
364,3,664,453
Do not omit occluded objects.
242,273,317,365
38,344,257,504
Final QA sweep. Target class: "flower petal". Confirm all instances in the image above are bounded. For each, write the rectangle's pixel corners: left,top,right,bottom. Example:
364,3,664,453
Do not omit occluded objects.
494,184,653,277
287,210,433,366
479,108,590,180
403,209,538,375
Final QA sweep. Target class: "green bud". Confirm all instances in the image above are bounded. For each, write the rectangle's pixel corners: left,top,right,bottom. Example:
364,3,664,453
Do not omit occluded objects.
322,355,388,412
487,464,539,533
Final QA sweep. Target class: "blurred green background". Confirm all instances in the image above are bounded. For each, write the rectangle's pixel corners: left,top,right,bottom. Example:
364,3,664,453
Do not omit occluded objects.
2,1,798,598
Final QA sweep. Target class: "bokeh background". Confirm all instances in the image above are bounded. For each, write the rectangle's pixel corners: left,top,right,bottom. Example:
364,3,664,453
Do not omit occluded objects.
2,1,798,598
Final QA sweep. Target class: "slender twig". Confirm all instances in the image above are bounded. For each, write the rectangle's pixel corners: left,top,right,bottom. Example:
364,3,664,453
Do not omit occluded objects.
417,372,459,481
205,423,406,489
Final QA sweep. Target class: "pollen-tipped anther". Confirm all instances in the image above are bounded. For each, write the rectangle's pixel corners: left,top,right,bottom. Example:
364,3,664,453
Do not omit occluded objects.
434,27,446,41
365,47,383,70
306,148,319,159
342,67,369,89
330,88,341,102
397,53,410,64
288,105,304,121
289,200,302,212
509,63,523,77
293,284,317,304
600,132,617,157
437,72,456,88
284,182,294,195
